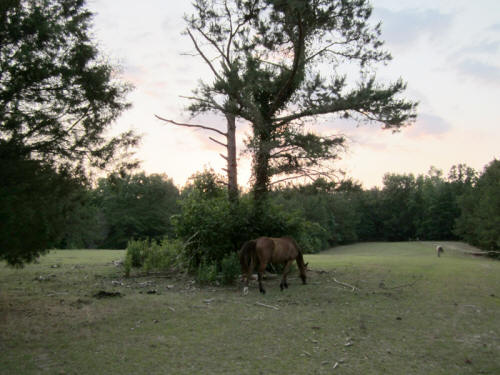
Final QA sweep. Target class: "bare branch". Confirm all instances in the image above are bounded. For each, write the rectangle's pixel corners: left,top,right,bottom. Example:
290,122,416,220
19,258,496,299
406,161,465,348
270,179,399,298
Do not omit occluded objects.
269,166,339,186
224,1,249,62
305,37,359,63
333,277,359,292
255,302,279,310
179,95,227,113
224,0,233,59
155,115,227,137
186,29,223,81
194,26,230,66
209,136,228,147
180,51,199,57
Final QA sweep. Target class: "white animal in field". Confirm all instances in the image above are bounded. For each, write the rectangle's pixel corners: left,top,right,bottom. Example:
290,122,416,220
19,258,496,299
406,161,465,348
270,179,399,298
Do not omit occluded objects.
436,245,444,257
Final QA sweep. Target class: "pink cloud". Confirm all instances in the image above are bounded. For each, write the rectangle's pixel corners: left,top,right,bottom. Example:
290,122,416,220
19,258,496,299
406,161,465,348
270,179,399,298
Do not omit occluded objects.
404,113,452,138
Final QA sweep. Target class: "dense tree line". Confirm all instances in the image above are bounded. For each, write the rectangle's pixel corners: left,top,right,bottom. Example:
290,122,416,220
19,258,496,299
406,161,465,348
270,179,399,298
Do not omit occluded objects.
3,158,497,268
57,172,180,250
52,160,498,262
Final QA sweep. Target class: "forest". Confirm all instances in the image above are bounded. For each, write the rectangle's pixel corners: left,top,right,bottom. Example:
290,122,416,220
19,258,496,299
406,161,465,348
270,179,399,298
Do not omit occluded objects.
37,159,500,276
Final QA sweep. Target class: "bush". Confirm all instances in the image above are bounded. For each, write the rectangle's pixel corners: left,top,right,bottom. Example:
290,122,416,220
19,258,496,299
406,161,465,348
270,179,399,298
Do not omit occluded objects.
173,182,254,270
124,238,183,276
143,238,184,273
196,261,218,284
220,252,241,285
124,239,148,276
125,239,149,268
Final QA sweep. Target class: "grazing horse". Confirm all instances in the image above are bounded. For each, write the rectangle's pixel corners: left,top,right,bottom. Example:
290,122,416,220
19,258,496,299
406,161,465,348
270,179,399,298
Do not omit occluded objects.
436,245,444,257
239,236,308,294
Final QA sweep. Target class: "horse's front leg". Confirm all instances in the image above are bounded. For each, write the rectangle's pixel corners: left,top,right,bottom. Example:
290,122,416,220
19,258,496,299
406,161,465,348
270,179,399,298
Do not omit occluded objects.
258,263,266,294
280,260,294,291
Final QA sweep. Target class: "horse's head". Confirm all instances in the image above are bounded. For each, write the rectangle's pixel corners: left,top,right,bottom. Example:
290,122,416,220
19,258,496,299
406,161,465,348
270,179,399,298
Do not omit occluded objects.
299,262,308,284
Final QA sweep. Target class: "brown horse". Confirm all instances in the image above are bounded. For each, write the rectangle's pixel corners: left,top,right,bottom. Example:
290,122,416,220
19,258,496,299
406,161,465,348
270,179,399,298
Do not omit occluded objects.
239,236,308,294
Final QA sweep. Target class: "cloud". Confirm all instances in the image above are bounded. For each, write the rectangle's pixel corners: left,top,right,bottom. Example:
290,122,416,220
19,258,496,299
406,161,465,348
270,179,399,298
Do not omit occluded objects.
488,23,500,32
448,36,500,84
405,113,452,138
454,59,500,84
374,7,454,49
457,40,500,56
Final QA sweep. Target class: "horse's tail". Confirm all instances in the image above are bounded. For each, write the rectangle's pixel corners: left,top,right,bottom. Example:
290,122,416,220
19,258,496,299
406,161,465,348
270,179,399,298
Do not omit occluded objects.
239,240,257,275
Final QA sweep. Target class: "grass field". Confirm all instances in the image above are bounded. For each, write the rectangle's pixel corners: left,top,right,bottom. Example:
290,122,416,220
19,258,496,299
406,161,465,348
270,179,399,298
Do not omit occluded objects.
1,242,499,374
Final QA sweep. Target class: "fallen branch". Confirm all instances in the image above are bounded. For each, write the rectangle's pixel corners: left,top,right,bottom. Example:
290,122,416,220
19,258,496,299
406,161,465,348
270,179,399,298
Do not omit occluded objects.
255,302,280,310
333,277,359,292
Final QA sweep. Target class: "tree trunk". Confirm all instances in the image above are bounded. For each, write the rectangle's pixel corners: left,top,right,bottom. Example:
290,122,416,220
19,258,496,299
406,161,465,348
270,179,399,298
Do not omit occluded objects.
225,113,238,203
253,126,271,204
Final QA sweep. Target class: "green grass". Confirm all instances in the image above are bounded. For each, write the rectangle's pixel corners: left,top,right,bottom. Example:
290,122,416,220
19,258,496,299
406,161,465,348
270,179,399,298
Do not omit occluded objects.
1,243,499,374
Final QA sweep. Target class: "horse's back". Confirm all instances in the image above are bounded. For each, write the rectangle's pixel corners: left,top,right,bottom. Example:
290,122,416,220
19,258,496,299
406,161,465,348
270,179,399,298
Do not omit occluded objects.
256,236,299,263
255,236,274,249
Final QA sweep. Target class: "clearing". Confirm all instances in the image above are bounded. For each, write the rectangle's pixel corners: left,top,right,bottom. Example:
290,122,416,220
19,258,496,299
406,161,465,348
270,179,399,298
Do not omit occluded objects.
1,242,499,374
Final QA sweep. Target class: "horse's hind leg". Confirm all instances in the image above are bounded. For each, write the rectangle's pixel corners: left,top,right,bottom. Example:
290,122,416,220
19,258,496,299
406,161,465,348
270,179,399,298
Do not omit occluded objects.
280,260,294,291
243,258,255,295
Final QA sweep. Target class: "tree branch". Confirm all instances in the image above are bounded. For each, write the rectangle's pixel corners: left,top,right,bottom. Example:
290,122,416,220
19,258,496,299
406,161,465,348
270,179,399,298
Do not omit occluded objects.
270,168,333,186
200,28,230,64
209,136,227,147
155,115,227,137
186,29,224,81
270,13,305,114
179,95,226,113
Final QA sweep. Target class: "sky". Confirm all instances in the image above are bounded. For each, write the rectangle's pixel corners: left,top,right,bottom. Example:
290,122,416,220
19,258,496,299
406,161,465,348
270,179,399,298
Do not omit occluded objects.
88,0,500,189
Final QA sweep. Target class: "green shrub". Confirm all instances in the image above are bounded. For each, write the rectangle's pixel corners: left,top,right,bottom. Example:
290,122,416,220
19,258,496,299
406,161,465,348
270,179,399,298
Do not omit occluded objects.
143,238,184,273
196,261,218,284
173,188,253,270
125,238,183,276
296,220,328,253
124,239,149,276
126,239,149,267
220,252,241,285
